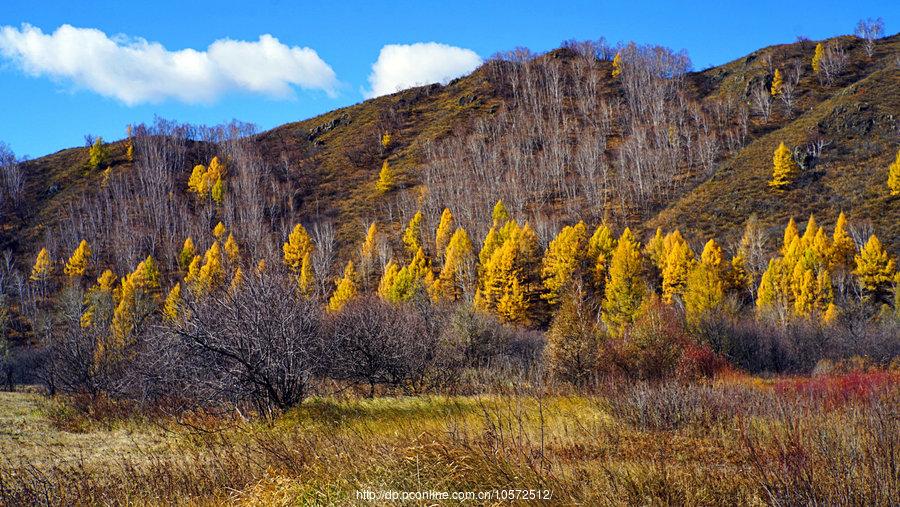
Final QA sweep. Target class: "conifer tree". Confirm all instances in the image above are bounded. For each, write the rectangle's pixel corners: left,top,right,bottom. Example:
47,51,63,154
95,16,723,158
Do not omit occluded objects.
185,255,202,289
801,214,818,246
229,267,244,293
81,270,117,328
831,211,856,270
854,234,897,302
475,221,543,326
64,240,91,278
492,199,510,227
224,233,240,264
133,255,161,292
376,160,396,193
88,137,108,169
179,237,196,271
188,164,207,196
769,142,800,189
435,227,475,302
30,248,52,283
198,243,225,293
541,221,588,307
283,223,313,272
588,224,616,292
328,261,358,312
381,132,392,149
377,260,400,300
111,273,137,346
661,231,694,302
359,222,380,286
163,283,182,322
612,52,622,77
435,208,455,260
402,211,424,257
545,286,602,386
812,43,824,74
782,217,799,254
888,149,900,196
757,258,792,318
602,228,646,334
298,251,314,298
644,227,666,270
771,69,783,96
684,240,727,324
212,221,226,240
211,177,225,205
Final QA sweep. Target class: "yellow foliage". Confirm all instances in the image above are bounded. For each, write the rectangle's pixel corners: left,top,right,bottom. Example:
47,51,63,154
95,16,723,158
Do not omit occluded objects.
376,160,395,193
30,247,52,283
770,69,783,96
475,220,543,326
588,224,616,291
435,208,455,260
888,149,900,196
283,223,313,272
602,228,646,334
812,43,824,73
88,137,107,169
435,227,475,302
163,283,181,322
211,177,225,204
229,267,244,294
298,251,314,298
782,217,799,254
187,156,226,201
328,261,358,312
377,260,400,300
198,243,225,293
185,255,201,289
661,231,694,302
402,211,423,257
769,142,799,189
360,222,379,265
800,214,818,246
541,221,588,307
179,237,196,271
212,221,226,240
381,132,392,148
224,234,240,263
611,52,622,77
492,199,510,227
854,234,897,298
644,227,666,270
64,240,92,278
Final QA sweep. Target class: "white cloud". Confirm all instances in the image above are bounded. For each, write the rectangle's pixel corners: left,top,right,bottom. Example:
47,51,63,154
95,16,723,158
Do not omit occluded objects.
365,42,482,98
0,24,338,105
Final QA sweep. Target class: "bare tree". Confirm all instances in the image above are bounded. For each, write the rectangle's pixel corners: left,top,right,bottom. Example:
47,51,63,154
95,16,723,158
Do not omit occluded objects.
751,84,772,123
855,18,884,57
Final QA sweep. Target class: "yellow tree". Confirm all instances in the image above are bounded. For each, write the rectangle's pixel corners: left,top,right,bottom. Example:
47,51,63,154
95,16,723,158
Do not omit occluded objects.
684,240,727,323
831,211,856,270
283,223,313,272
545,286,602,386
612,52,622,77
185,255,202,290
298,251,314,297
800,214,818,246
377,260,400,300
88,137,108,169
541,221,588,307
661,231,694,302
179,237,196,271
328,261,358,312
188,164,207,196
812,43,824,74
30,248,52,283
769,142,799,189
211,176,225,205
435,227,475,302
359,222,380,287
757,258,793,319
888,149,900,196
198,242,225,293
382,248,434,303
602,228,646,334
81,269,117,328
402,211,423,257
212,221,226,240
224,233,240,264
229,267,244,294
435,208,455,261
771,69,783,96
163,283,182,322
588,224,616,293
125,125,134,162
854,234,897,302
782,217,800,254
644,227,666,271
381,132,392,149
475,221,543,326
376,160,395,193
64,240,92,278
492,199,510,227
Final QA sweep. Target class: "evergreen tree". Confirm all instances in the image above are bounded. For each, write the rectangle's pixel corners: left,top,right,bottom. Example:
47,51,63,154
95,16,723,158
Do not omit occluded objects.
541,221,589,307
435,208,455,261
63,240,92,278
854,234,897,302
30,248,52,283
684,240,727,324
831,211,856,270
769,142,799,189
376,159,396,193
328,261,358,312
888,149,900,196
283,223,313,273
602,228,646,334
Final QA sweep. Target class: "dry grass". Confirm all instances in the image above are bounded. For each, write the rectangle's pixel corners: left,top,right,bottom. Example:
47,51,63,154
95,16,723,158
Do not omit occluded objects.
1,373,897,506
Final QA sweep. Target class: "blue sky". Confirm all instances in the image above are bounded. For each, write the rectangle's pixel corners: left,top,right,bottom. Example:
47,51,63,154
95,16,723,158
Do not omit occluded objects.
0,0,895,158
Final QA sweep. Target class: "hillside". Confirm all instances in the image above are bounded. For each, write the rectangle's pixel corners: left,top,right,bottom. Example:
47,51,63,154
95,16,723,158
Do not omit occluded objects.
2,33,898,274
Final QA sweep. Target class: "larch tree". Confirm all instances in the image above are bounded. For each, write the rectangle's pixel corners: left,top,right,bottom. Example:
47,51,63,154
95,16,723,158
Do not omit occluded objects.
545,286,603,386
684,239,727,323
435,208,455,261
229,267,244,294
782,217,800,254
611,52,622,77
588,224,616,293
63,240,92,278
163,283,182,322
81,269,117,329
328,261,358,312
770,69,783,96
492,199,510,227
125,125,134,162
185,255,202,290
853,234,897,303
831,211,856,270
382,247,434,303
298,251,314,298
402,211,424,257
198,242,225,294
179,237,196,271
888,149,900,196
602,228,646,334
283,223,313,273
224,234,240,264
377,260,400,301
211,176,225,205
359,222,381,287
188,164,208,197
644,227,666,271
769,142,800,189
435,227,475,302
376,160,396,193
800,214,818,247
475,221,543,326
661,231,695,303
812,43,824,74
541,221,589,307
30,248,52,283
212,221,226,240
88,137,108,169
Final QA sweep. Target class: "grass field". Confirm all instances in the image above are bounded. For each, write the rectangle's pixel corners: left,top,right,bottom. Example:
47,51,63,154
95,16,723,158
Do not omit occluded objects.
1,372,897,506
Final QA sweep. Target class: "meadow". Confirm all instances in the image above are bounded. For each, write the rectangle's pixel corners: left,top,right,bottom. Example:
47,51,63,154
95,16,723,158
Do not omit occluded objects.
1,370,896,506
